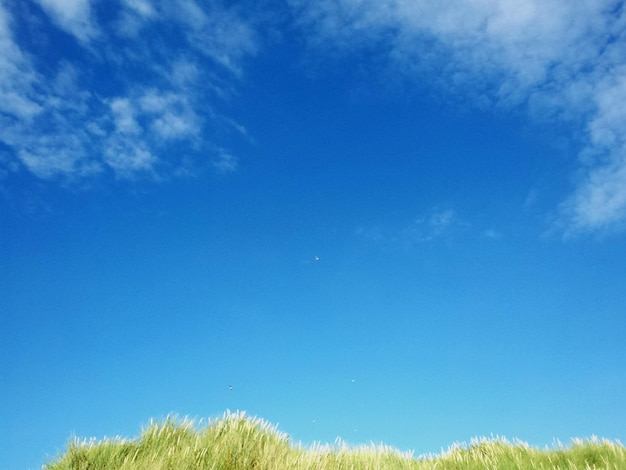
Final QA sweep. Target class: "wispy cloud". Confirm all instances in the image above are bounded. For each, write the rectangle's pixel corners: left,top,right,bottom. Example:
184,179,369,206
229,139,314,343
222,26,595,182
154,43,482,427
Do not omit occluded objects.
0,5,42,120
31,0,99,43
212,149,239,174
0,0,257,183
357,207,467,246
114,0,157,37
291,0,626,234
482,229,503,240
401,208,465,242
5,0,626,236
560,68,626,234
170,0,258,76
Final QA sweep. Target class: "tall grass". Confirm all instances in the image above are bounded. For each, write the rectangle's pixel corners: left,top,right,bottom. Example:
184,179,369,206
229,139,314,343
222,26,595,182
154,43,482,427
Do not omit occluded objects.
45,411,625,469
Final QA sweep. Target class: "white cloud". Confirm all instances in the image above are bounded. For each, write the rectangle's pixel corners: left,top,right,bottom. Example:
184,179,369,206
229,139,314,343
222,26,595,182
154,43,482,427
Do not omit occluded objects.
115,0,162,37
18,149,100,180
170,59,200,89
0,21,100,181
427,209,456,233
103,89,201,177
293,0,609,99
15,128,103,180
109,98,141,135
152,111,193,139
123,0,156,19
139,91,200,139
588,69,626,152
212,150,239,174
32,0,98,43
402,208,462,242
482,229,503,240
292,0,626,234
357,207,465,245
0,92,43,120
7,0,622,234
0,4,42,119
169,0,258,75
0,1,257,182
560,66,626,233
565,161,626,232
104,138,157,179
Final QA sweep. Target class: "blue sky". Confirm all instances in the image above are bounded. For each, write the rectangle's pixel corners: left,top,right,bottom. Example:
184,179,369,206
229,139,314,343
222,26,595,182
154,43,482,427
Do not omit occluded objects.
1,0,626,468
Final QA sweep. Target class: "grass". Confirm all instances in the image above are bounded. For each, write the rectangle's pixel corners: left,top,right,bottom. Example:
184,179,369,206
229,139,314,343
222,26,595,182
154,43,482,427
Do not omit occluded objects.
45,411,625,469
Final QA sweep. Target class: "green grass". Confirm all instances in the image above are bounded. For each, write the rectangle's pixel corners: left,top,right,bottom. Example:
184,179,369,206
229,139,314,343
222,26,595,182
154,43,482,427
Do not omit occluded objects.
45,411,625,469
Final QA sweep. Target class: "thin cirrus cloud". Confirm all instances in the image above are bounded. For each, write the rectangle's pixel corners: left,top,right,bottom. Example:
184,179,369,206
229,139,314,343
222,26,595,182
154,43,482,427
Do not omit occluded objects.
0,5,42,120
3,0,626,235
31,0,99,43
0,0,256,182
357,208,465,246
290,0,626,234
401,209,464,243
212,149,239,174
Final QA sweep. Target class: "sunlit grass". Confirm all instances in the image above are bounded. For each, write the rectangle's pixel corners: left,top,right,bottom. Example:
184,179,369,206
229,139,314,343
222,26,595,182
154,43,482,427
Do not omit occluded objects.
45,410,625,469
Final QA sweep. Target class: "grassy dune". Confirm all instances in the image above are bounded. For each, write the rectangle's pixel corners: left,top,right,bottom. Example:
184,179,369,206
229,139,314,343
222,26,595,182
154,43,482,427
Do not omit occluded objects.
45,411,625,469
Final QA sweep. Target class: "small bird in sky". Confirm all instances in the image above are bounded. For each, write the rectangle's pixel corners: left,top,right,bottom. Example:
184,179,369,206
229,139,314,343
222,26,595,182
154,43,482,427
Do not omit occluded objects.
229,385,233,391
315,256,320,261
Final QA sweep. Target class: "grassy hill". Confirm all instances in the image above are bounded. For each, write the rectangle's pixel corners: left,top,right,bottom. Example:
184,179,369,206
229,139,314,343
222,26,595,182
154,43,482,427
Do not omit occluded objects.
45,411,625,469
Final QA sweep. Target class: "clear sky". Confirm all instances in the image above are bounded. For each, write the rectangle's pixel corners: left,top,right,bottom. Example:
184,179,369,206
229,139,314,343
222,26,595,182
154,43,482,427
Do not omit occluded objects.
2,1,626,469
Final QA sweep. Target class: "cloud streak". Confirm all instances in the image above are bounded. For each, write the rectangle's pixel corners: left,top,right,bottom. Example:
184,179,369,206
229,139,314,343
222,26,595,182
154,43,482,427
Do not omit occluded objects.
0,0,257,182
32,0,99,43
291,0,626,234
3,0,626,235
357,208,467,246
